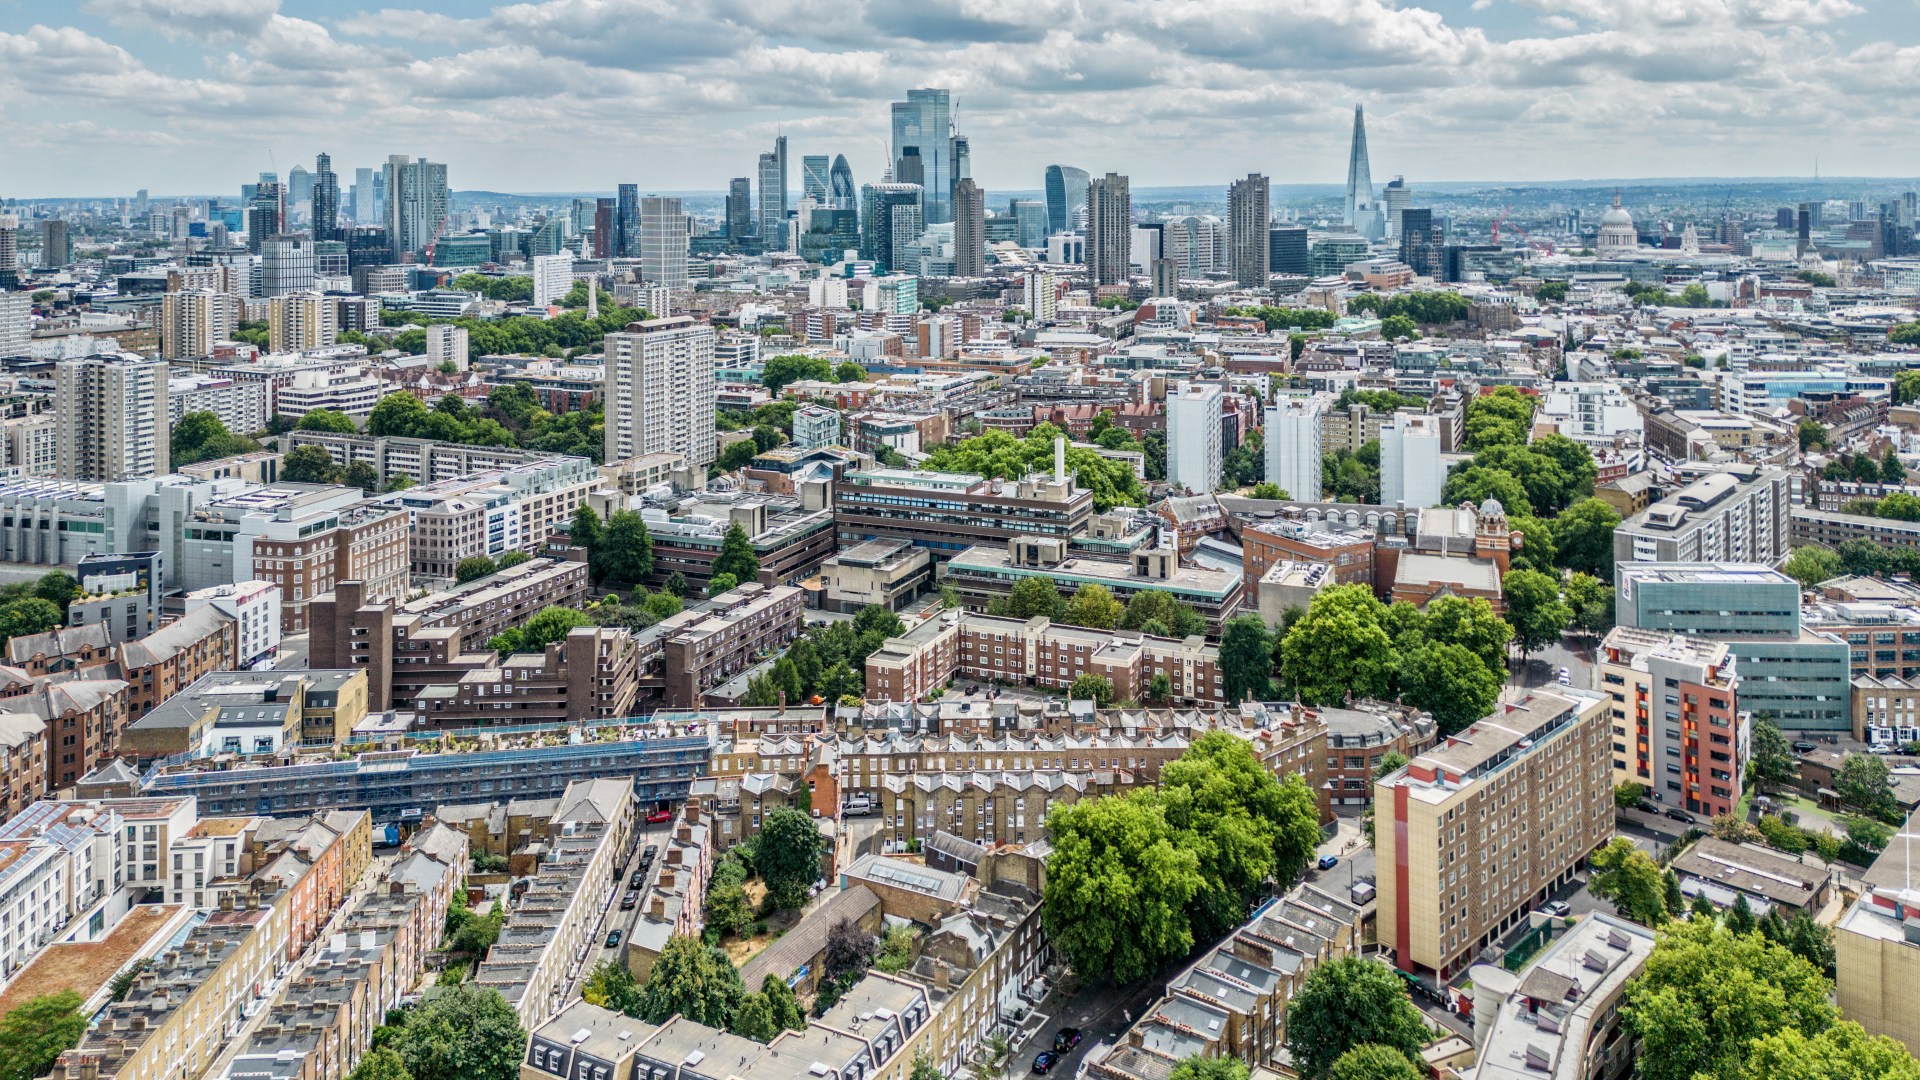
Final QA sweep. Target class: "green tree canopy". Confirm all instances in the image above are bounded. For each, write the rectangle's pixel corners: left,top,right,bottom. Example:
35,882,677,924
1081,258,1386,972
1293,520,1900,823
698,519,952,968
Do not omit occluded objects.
386,983,527,1080
1070,673,1116,706
282,443,344,483
1159,732,1323,939
1063,582,1124,630
1743,1020,1920,1080
1503,569,1570,658
1328,1045,1427,1080
1277,585,1394,705
1421,595,1512,675
1589,836,1670,926
0,990,88,1080
1398,640,1502,736
1042,791,1204,984
633,935,745,1027
297,408,359,433
1552,498,1621,578
592,509,655,586
1218,614,1276,703
1284,956,1430,1080
711,521,760,584
996,576,1064,619
1168,1057,1251,1080
754,808,824,910
921,425,1146,512
455,556,498,585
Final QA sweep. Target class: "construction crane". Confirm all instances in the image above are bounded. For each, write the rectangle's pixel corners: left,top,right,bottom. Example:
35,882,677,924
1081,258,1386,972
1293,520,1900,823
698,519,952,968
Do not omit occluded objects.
1490,205,1512,243
1508,222,1555,255
422,215,451,267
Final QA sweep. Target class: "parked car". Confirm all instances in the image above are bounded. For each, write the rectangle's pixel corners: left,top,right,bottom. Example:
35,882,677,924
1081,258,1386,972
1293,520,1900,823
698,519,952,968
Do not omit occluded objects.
1053,1029,1082,1053
641,845,658,863
1540,900,1571,918
1792,740,1819,753
1317,854,1339,871
620,891,639,910
1663,808,1694,824
646,809,672,824
1033,1053,1060,1075
1870,743,1895,755
1636,800,1658,815
629,871,646,889
605,929,623,948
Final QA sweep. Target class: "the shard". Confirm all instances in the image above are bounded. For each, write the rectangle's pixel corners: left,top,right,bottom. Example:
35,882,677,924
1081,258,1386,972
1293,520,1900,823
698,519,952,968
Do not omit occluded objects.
1344,103,1373,227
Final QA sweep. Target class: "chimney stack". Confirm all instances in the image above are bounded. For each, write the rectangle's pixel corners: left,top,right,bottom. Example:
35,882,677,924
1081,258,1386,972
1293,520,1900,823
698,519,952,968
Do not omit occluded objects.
1054,436,1065,483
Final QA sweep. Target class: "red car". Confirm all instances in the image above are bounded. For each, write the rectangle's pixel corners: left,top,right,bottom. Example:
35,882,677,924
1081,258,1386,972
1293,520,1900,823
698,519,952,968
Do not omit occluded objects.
646,809,672,824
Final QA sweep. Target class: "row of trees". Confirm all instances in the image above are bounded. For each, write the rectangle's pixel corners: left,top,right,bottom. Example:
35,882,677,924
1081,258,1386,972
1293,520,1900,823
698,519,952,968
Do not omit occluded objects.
0,572,82,652
172,411,264,466
761,354,866,393
1042,734,1322,983
1822,448,1906,485
1346,291,1472,325
1223,305,1340,332
382,300,650,361
920,424,1147,512
739,606,901,707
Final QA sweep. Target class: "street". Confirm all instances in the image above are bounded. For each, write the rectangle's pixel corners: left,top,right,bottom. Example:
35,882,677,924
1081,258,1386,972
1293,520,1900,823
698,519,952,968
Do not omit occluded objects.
560,817,678,1003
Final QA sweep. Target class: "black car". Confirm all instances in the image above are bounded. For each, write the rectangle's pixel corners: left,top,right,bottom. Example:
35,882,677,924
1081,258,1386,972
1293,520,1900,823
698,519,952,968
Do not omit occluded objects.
1636,800,1658,815
1052,1029,1082,1053
641,844,658,864
1032,1052,1059,1075
630,871,646,889
1792,740,1818,753
620,891,639,910
1663,807,1694,824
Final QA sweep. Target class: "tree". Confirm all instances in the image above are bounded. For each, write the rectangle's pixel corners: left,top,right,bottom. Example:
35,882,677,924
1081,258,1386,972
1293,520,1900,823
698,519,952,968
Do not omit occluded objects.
283,443,344,483
712,522,760,584
852,603,906,639
1123,590,1206,638
633,935,744,1027
1798,417,1831,452
1588,836,1669,926
347,1046,413,1080
594,510,655,585
1621,917,1835,1080
1691,891,1718,922
1063,583,1124,630
705,857,754,937
823,917,877,980
755,808,823,910
1743,1021,1920,1080
1159,733,1323,939
455,556,498,585
1399,641,1502,736
388,983,528,1080
1284,957,1429,1080
1443,465,1533,515
707,573,739,597
1615,781,1647,809
1782,546,1842,589
297,408,358,433
717,440,759,471
762,354,835,393
1249,482,1287,499
1749,717,1796,795
1218,614,1275,703
729,993,779,1042
582,959,644,1013
1837,753,1898,818
1070,673,1116,706
1564,572,1614,636
0,990,88,1080
761,974,805,1032
1894,324,1920,348
1897,368,1920,403
1043,792,1204,984
1327,1045,1426,1080
663,570,690,598
1168,1057,1250,1080
1145,671,1174,705
488,605,593,656
368,392,433,437
835,361,867,383
1378,314,1418,341
921,425,1147,512
1552,498,1621,578
1277,586,1394,705
875,925,919,974
0,597,63,648
1503,569,1570,659
1421,596,1512,676
907,1055,946,1080
1725,892,1758,935
32,572,82,614
570,505,602,551
1000,576,1064,619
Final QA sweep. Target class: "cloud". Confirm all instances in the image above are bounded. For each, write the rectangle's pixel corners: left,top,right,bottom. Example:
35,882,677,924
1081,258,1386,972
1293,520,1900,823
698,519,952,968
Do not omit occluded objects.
83,0,281,40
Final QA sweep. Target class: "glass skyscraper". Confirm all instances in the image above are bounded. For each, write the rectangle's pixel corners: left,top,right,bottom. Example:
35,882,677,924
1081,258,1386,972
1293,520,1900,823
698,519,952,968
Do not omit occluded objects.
1044,165,1089,236
802,155,831,202
890,89,951,224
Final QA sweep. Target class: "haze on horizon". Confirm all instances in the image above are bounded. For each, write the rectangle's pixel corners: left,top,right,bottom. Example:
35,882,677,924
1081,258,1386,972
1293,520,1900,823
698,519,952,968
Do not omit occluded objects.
2,0,1918,198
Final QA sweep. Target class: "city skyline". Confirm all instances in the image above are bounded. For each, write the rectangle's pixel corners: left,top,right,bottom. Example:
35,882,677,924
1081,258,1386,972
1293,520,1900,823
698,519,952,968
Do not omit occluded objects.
5,0,1920,197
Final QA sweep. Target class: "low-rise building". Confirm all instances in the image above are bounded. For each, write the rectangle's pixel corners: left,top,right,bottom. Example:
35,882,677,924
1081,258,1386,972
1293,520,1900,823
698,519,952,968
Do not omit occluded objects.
1837,811,1920,1056
1322,703,1436,809
1458,913,1657,1080
819,538,933,613
645,583,806,708
415,624,641,730
1670,837,1831,918
624,807,712,981
178,580,282,668
1853,674,1920,744
942,538,1244,633
834,462,1094,563
626,492,837,590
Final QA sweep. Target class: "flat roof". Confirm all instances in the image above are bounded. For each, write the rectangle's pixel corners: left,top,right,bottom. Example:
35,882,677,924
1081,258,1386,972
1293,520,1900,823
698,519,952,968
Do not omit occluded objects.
0,905,186,1017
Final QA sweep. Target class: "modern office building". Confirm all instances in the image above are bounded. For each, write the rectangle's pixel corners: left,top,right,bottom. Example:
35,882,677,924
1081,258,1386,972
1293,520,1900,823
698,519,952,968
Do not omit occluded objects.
1086,172,1133,286
158,290,242,360
266,292,335,354
639,196,689,287
1599,627,1743,819
603,316,718,467
1044,164,1090,236
615,182,640,258
310,152,340,241
757,135,788,243
1265,393,1327,502
1616,563,1849,732
942,537,1245,633
1167,381,1224,495
1380,412,1446,508
54,355,169,481
951,179,986,277
1375,688,1613,981
860,182,924,274
891,89,952,223
1613,464,1791,566
725,177,753,239
1267,224,1309,276
802,154,831,201
259,235,317,296
833,463,1094,561
1344,104,1379,235
382,154,449,257
1227,173,1271,286
829,155,855,210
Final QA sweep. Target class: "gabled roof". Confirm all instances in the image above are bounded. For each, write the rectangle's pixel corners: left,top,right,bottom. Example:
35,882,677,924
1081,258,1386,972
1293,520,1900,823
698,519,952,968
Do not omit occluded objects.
119,608,234,669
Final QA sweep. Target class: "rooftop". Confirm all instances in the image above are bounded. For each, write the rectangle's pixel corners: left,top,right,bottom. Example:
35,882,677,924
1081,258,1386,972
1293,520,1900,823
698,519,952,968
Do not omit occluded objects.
1470,913,1658,1080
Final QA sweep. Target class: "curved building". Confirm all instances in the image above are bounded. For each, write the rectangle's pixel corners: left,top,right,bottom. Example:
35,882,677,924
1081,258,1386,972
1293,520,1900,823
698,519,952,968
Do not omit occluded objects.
1044,165,1090,236
830,155,855,210
1597,193,1638,255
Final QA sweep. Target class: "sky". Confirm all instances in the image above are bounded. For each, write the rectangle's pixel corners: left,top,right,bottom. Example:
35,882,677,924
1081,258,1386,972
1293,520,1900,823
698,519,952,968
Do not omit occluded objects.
2,0,1918,198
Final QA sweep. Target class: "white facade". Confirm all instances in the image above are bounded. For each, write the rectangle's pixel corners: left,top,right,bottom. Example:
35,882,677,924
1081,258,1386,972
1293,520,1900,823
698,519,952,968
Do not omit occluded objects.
181,580,283,668
1264,393,1327,502
793,404,842,449
639,196,689,288
1023,270,1058,324
0,292,33,358
54,354,169,482
530,253,573,309
426,324,470,369
273,365,384,420
168,374,270,436
260,236,318,297
0,800,135,981
603,316,718,467
1381,411,1445,509
1541,382,1643,441
1166,381,1224,495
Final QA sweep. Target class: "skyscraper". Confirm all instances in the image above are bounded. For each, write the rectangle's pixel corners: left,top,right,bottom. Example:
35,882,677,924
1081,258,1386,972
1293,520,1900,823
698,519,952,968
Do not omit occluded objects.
616,183,640,258
603,316,717,467
1167,381,1224,494
1150,258,1178,298
1398,207,1436,278
1085,172,1132,286
725,179,753,241
261,235,319,296
894,148,924,187
860,183,924,274
1382,176,1411,239
758,135,788,241
54,354,169,481
160,290,243,361
287,165,313,217
1268,225,1310,276
267,292,335,353
311,153,340,241
1265,394,1326,502
949,133,970,209
1227,173,1270,287
383,155,449,258
951,179,985,277
1381,412,1444,508
531,253,573,308
38,219,71,268
829,155,856,211
640,196,689,287
1044,165,1090,236
891,89,952,223
1011,200,1047,248
353,167,377,224
802,156,831,202
247,179,283,254
0,215,16,289
1344,104,1374,228
593,198,616,258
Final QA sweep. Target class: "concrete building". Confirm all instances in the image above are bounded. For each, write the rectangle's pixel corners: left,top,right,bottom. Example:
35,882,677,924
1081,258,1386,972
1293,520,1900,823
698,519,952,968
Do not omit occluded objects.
416,624,641,729
820,538,933,613
630,492,836,592
1462,913,1656,1080
1837,811,1920,1056
168,373,270,437
1613,464,1791,567
639,196,688,288
1669,837,1831,918
55,354,169,481
941,537,1244,632
375,456,600,579
180,580,283,669
159,290,243,360
1264,393,1326,503
647,583,806,708
530,252,573,308
1167,381,1224,495
833,464,1093,563
1375,689,1614,981
282,430,565,485
604,316,718,467
1227,173,1271,286
425,323,469,369
1380,411,1445,509
1086,172,1131,286
1598,627,1743,819
267,292,336,354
